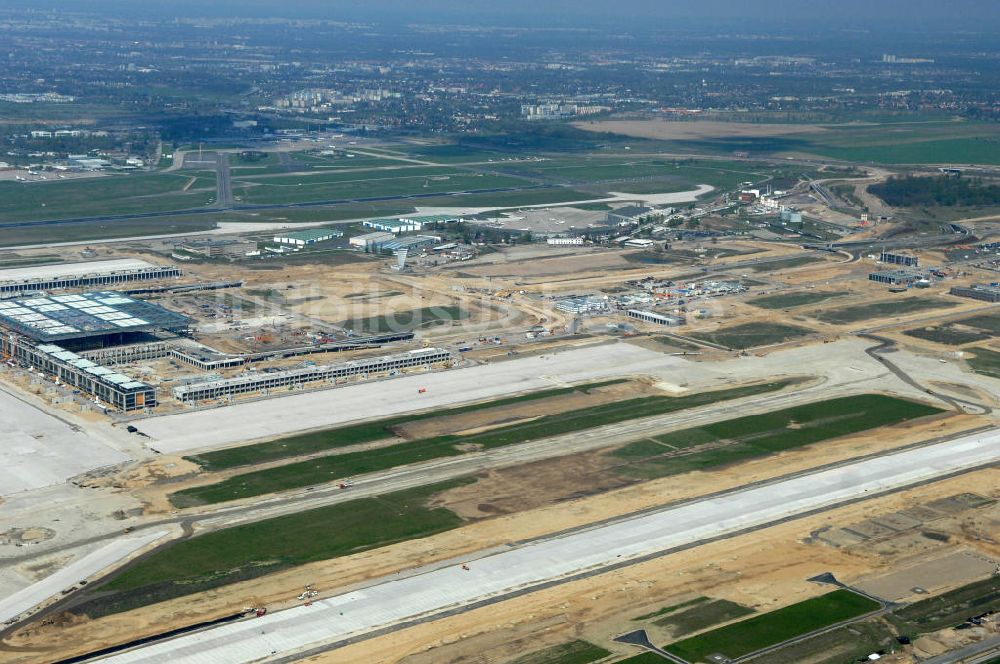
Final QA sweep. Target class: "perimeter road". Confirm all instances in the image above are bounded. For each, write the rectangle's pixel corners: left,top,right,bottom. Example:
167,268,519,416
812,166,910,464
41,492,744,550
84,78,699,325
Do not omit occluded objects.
95,427,1000,664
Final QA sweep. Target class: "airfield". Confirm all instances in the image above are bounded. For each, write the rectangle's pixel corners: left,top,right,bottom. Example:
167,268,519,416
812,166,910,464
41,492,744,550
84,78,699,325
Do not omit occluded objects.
2,132,1000,664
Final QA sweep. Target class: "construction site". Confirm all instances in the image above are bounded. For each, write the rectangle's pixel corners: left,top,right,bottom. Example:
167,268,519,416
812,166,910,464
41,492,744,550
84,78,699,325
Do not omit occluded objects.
3,164,1000,664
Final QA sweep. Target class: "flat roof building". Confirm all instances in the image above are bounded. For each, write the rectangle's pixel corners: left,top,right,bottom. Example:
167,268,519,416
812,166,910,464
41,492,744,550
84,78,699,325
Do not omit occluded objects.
950,283,1000,303
0,259,180,295
273,228,342,246
349,231,395,248
880,251,919,267
868,270,925,286
608,205,655,226
627,309,685,326
176,238,257,258
173,348,452,402
554,296,608,314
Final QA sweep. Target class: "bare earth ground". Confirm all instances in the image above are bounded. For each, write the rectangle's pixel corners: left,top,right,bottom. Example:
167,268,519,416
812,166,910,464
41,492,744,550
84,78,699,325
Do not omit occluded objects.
573,119,829,141
4,409,980,663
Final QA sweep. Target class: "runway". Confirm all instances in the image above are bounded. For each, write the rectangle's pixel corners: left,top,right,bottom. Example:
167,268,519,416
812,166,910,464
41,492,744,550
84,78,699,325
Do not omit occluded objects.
96,426,1000,663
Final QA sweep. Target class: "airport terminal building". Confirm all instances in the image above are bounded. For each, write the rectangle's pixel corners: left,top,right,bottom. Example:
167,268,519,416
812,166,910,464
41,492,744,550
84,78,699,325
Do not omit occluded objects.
0,291,191,411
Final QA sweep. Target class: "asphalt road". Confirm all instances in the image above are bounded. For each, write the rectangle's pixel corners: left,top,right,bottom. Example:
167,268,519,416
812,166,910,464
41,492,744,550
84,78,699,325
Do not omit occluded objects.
93,426,1000,664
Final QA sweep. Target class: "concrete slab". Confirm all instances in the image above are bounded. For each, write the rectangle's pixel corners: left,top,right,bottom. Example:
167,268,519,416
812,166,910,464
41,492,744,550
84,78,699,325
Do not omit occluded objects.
855,549,999,602
0,386,129,495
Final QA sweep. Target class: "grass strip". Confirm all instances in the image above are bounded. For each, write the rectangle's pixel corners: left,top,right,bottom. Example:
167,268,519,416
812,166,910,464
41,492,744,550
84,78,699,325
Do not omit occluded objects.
511,640,611,664
187,379,629,471
665,590,881,661
613,394,943,480
71,480,471,618
173,381,790,507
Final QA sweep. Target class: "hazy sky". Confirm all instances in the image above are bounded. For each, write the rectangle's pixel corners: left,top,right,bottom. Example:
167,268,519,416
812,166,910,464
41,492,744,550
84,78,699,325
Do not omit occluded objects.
8,0,1000,31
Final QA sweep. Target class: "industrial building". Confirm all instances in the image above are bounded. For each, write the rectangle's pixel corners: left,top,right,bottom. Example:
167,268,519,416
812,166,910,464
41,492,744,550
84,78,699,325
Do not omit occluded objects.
554,296,608,314
950,283,1000,303
546,237,585,246
398,214,463,226
374,235,440,254
880,251,919,267
349,231,395,248
0,259,180,296
868,270,926,286
173,347,452,402
626,309,685,326
175,238,257,258
364,218,422,233
272,228,342,246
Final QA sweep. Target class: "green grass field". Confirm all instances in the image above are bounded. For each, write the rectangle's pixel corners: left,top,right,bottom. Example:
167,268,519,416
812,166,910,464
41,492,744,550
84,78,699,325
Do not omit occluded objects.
616,655,667,664
0,172,216,222
71,480,470,618
903,325,990,345
965,347,1000,380
234,169,528,205
665,590,881,661
956,313,1000,334
186,380,630,471
745,621,897,664
171,381,790,507
511,640,611,664
613,394,942,481
814,298,959,325
890,575,1000,635
748,291,850,310
687,322,813,349
650,598,755,635
341,306,468,333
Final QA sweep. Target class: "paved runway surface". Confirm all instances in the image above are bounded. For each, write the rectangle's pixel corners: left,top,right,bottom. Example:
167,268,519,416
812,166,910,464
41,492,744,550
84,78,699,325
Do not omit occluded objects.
98,427,1000,663
0,386,129,496
0,531,166,624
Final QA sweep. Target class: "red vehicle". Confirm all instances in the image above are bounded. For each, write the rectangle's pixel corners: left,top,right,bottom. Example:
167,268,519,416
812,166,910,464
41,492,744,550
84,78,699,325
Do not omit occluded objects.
418,388,427,394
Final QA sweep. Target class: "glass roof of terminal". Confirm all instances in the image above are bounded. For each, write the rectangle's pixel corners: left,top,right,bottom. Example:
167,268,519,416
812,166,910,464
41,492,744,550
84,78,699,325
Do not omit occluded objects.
0,291,190,341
